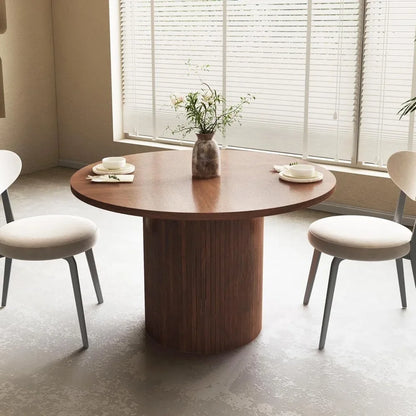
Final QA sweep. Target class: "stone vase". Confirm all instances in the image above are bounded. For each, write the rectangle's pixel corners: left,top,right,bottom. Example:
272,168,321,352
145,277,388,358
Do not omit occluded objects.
192,132,221,179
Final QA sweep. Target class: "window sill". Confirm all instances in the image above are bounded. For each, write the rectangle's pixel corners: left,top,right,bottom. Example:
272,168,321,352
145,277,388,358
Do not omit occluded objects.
116,137,192,151
319,163,389,178
115,137,389,179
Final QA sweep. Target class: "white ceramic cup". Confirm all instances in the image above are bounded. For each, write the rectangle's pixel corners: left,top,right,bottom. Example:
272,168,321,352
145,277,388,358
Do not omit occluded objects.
102,156,126,170
288,164,315,178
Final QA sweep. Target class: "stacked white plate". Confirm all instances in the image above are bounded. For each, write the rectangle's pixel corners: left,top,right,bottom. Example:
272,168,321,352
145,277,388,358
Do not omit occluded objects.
278,169,323,183
92,163,135,175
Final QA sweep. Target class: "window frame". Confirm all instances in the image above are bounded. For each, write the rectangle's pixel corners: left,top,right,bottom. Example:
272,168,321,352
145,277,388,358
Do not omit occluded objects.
111,0,415,172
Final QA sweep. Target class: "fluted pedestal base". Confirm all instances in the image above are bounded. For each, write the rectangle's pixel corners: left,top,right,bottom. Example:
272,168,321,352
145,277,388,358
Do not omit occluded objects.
143,217,264,354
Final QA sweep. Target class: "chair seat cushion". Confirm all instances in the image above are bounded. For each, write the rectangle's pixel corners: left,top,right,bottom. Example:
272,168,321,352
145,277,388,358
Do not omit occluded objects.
308,215,412,261
0,215,98,260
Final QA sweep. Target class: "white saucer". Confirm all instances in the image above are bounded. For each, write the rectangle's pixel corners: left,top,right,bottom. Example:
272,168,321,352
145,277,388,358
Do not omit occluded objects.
279,170,323,183
92,163,135,175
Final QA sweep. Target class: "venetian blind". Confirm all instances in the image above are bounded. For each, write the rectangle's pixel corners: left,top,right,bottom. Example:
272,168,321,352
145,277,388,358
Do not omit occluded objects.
307,0,360,162
359,0,416,167
120,0,360,161
121,0,223,142
226,0,360,162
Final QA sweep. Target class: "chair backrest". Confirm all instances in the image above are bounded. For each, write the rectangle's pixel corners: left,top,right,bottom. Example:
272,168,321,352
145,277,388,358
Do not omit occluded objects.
387,151,416,201
0,150,21,195
387,151,416,254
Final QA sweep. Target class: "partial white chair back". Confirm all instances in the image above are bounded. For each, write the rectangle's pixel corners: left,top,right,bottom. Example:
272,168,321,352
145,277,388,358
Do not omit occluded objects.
387,151,416,201
0,150,22,195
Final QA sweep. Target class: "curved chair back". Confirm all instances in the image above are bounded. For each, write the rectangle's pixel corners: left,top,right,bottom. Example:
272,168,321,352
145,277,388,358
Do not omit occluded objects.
0,150,22,195
387,151,416,201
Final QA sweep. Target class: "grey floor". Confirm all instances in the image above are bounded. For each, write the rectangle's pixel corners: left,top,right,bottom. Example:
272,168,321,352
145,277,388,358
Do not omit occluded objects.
1,167,416,415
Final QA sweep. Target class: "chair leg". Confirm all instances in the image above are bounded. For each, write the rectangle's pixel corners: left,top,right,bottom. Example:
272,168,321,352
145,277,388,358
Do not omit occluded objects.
65,256,88,349
85,249,103,304
1,258,12,307
395,258,407,308
303,249,321,305
319,257,343,350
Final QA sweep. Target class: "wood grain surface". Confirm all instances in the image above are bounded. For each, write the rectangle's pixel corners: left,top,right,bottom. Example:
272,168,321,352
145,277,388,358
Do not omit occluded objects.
144,217,263,354
70,149,336,220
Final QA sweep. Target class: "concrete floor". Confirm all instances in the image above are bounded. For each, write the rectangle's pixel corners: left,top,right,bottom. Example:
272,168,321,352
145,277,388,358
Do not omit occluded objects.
1,167,416,415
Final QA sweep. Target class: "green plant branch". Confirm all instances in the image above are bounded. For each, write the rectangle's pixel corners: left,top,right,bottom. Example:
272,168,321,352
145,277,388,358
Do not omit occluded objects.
169,68,254,137
398,96,416,119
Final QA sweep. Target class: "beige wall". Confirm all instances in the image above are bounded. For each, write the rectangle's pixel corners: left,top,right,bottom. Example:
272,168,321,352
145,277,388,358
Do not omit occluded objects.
52,0,152,166
0,0,58,173
326,170,416,217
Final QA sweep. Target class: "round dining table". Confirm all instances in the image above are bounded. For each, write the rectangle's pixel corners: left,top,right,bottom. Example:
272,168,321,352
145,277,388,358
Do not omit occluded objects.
70,149,336,354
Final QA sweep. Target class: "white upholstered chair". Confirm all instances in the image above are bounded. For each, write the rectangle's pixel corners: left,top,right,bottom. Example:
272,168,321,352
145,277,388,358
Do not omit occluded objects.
0,150,103,349
304,151,416,349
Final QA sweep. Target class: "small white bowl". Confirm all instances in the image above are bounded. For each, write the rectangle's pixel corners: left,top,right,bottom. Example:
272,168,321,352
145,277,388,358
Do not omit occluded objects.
288,164,315,178
102,156,126,170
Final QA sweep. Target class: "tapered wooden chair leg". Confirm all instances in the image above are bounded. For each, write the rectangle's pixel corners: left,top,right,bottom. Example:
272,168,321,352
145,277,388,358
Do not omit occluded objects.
395,258,407,308
1,257,12,307
319,257,343,350
65,256,89,349
303,249,321,305
85,249,103,304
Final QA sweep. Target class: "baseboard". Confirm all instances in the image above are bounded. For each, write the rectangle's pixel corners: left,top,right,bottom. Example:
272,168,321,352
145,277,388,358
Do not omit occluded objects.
58,159,86,169
312,201,416,227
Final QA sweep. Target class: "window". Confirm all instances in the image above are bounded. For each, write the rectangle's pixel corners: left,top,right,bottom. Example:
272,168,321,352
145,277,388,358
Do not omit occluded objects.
119,0,416,168
359,0,416,167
